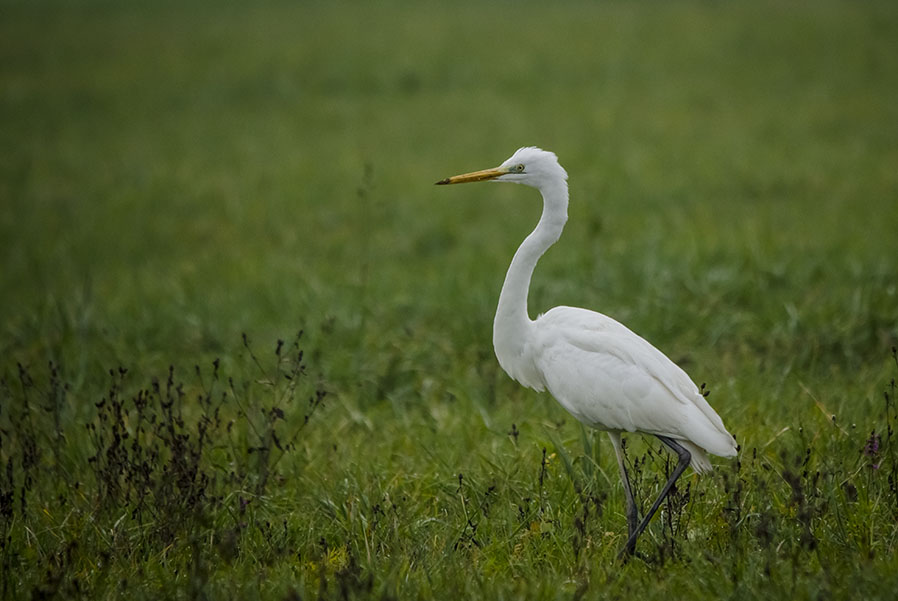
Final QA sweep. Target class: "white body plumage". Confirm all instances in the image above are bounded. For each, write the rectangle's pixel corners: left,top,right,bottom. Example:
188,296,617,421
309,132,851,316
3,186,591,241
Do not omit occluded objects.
497,304,735,473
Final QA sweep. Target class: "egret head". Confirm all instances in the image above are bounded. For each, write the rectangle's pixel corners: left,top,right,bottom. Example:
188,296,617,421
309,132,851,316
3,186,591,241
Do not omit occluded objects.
436,147,568,190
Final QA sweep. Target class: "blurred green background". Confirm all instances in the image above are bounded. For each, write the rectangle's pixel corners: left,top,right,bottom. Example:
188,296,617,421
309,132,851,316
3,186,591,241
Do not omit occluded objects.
4,1,895,384
2,1,898,598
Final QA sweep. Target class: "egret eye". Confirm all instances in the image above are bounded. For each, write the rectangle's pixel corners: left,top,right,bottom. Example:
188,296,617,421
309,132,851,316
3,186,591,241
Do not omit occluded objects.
515,164,525,172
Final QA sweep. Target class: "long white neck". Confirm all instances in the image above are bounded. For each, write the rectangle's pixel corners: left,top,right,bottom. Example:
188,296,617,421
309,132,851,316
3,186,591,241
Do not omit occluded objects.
493,179,568,380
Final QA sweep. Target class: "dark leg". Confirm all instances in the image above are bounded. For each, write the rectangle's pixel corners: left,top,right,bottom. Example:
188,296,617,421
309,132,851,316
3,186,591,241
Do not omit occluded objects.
608,432,638,545
617,435,691,559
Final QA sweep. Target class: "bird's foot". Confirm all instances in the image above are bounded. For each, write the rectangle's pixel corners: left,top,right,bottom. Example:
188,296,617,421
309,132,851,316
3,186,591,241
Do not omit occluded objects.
616,544,651,563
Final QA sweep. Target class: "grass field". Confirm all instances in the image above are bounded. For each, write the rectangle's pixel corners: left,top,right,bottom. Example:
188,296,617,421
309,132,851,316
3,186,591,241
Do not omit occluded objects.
2,1,898,599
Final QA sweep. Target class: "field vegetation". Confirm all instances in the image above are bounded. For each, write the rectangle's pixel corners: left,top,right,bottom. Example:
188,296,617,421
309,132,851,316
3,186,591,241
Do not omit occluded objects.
2,1,898,599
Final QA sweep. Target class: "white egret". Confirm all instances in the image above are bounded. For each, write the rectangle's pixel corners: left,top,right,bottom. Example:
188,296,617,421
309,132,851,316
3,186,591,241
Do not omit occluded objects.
437,147,737,557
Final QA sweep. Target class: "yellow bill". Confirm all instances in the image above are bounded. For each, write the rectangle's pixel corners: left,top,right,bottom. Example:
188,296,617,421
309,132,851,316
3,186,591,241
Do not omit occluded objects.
435,166,509,185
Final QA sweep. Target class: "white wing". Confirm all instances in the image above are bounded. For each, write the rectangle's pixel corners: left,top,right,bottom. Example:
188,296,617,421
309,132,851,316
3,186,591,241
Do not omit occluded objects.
527,306,737,462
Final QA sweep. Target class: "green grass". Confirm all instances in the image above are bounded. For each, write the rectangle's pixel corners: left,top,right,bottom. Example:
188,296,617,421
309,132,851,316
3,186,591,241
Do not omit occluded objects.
2,0,898,599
